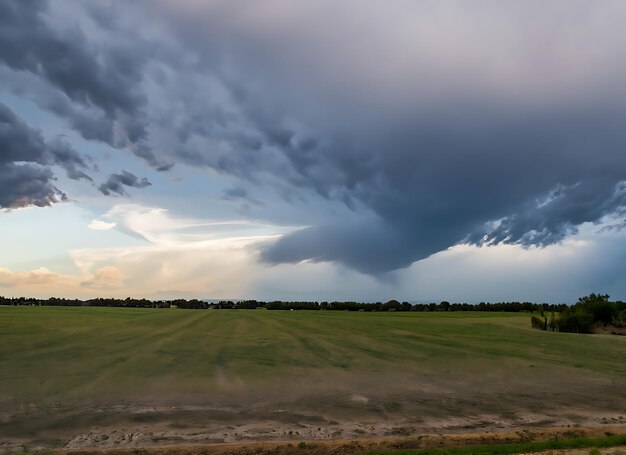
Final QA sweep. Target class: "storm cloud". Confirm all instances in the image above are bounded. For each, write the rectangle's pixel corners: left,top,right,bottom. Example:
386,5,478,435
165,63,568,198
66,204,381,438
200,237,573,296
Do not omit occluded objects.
154,0,626,273
3,1,626,273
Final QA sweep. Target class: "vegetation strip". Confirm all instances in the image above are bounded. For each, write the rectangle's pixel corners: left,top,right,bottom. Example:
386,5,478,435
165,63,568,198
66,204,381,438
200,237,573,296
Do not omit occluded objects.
6,434,626,454
531,293,626,334
368,434,626,454
0,295,567,312
3,293,625,336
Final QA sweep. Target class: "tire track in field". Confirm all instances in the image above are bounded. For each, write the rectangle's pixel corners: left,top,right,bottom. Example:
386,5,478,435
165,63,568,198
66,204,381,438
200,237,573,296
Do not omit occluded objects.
1,309,178,365
210,312,267,388
256,315,333,367
69,311,214,396
258,313,460,369
0,310,204,387
258,313,387,370
287,313,412,364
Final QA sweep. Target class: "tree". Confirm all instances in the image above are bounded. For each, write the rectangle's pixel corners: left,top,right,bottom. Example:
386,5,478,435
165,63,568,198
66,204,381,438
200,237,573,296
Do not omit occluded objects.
548,312,558,332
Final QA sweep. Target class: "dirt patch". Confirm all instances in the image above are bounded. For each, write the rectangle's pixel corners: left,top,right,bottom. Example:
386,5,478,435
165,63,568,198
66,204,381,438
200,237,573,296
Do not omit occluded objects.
594,325,626,336
2,426,625,455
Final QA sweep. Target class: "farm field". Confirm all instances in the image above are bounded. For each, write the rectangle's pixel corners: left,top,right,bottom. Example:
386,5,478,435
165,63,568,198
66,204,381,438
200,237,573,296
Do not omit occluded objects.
0,307,625,452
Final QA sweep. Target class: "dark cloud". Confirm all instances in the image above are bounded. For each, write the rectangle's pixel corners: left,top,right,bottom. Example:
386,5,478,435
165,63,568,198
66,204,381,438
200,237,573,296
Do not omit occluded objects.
99,171,151,197
0,163,67,209
169,1,626,273
261,104,626,272
0,2,138,114
469,180,626,246
0,102,90,208
261,218,446,275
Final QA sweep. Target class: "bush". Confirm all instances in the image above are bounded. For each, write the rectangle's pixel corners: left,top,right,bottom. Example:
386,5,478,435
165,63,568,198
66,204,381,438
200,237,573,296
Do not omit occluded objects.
558,307,594,333
550,294,626,334
587,300,618,325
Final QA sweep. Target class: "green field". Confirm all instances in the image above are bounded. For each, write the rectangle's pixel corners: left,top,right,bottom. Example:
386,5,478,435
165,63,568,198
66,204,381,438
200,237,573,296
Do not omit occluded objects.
1,306,625,400
1,307,625,450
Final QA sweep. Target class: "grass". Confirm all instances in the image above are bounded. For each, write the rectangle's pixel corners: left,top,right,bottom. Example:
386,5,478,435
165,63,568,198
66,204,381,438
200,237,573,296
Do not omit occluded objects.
369,434,626,454
1,306,625,403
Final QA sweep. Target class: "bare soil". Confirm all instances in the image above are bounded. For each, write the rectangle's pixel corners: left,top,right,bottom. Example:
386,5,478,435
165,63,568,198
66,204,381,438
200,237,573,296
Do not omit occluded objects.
1,376,625,454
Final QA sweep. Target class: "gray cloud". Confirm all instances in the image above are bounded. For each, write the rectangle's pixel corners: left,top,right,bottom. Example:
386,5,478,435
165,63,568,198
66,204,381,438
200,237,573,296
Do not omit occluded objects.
469,180,626,246
249,85,626,272
222,185,263,208
0,2,139,114
99,171,151,197
0,102,90,208
167,1,626,273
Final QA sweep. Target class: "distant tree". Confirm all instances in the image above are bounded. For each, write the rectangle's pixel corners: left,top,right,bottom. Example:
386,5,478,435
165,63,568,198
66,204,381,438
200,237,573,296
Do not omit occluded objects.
531,315,547,330
384,300,402,311
577,293,610,304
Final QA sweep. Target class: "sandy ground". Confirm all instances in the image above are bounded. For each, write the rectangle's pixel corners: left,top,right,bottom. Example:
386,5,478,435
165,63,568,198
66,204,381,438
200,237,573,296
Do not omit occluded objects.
2,423,626,454
1,397,625,453
2,368,626,453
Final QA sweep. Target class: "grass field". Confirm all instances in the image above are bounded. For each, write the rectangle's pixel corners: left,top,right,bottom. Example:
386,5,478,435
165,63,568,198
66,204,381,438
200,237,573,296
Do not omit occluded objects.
1,307,625,451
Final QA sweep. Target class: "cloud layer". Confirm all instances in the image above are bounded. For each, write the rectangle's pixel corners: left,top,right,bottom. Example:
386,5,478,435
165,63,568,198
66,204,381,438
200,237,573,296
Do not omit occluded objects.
2,0,626,276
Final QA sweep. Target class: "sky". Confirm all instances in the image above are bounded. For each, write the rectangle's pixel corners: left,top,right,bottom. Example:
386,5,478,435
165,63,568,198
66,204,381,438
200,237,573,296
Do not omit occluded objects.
1,0,626,303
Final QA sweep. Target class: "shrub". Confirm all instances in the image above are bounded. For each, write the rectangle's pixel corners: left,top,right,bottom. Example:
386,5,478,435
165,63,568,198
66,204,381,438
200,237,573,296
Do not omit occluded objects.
558,308,594,333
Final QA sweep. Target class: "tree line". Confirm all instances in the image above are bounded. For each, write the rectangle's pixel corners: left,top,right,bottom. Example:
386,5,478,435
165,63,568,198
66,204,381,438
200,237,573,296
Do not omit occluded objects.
0,295,568,313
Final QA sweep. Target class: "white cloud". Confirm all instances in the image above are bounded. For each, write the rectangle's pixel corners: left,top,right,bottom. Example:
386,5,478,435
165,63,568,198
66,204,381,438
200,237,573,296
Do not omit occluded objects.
80,266,125,290
0,266,126,297
88,219,117,230
104,204,295,244
0,267,74,288
66,204,293,297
